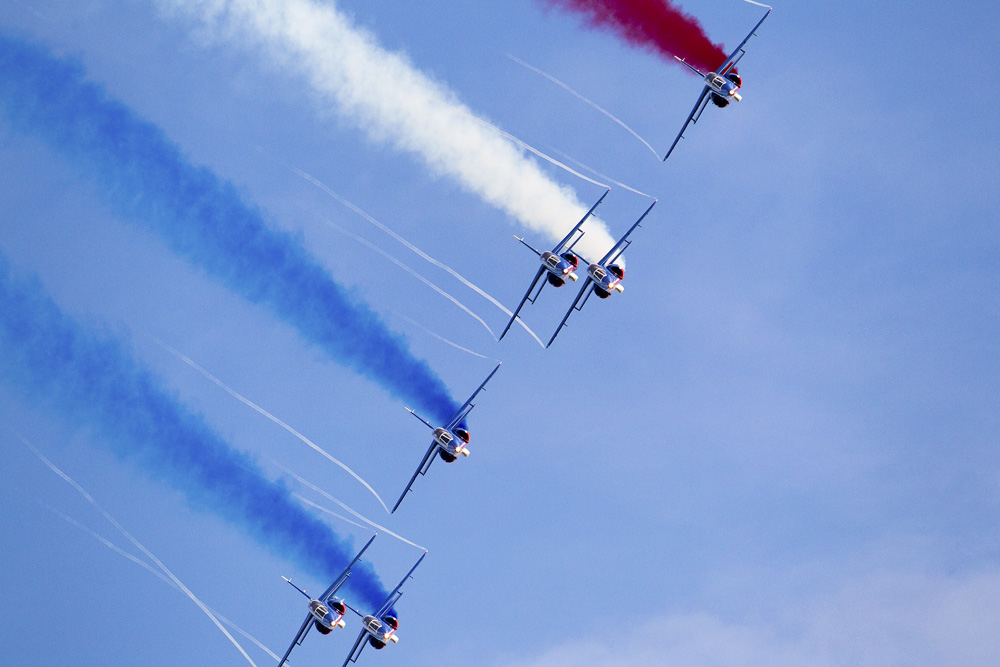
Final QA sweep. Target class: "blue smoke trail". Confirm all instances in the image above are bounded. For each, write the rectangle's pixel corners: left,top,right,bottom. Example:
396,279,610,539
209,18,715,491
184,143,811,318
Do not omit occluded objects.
0,251,388,611
0,32,457,425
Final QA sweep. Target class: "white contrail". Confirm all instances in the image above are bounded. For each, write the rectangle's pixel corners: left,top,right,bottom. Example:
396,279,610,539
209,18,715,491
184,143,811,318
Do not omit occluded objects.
322,217,498,339
42,504,280,661
158,0,618,262
507,54,661,160
272,460,426,551
293,168,546,347
392,311,500,361
151,339,391,513
25,441,260,667
545,146,656,200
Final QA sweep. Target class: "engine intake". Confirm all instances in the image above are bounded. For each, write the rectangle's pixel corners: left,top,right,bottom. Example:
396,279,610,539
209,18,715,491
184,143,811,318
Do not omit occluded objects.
561,252,579,267
711,93,730,108
726,72,742,87
438,449,457,463
546,273,566,288
454,428,470,443
594,287,611,299
315,620,334,635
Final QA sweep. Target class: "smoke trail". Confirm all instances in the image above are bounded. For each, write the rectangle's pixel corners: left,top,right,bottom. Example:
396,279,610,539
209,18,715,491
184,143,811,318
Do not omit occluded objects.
0,253,388,611
507,54,660,159
27,441,259,667
541,0,730,73
157,0,619,262
153,339,390,513
0,33,458,426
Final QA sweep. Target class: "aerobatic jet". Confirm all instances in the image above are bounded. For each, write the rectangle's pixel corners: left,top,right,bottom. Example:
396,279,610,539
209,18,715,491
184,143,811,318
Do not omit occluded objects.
341,551,427,666
663,7,771,161
277,534,377,667
392,363,501,513
498,190,610,341
547,200,657,348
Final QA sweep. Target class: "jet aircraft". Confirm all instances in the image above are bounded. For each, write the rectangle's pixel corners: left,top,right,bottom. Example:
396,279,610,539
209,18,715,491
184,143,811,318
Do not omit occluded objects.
392,363,501,513
498,190,610,342
277,533,377,667
662,8,771,161
341,551,427,666
547,200,657,348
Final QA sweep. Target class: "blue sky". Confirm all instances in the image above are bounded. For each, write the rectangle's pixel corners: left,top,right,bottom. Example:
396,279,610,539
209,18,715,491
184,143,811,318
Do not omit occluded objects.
1,1,998,665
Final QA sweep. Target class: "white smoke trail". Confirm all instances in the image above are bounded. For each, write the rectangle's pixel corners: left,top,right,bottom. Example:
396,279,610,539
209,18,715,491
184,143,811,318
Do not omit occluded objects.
272,460,426,551
322,217,498,339
293,168,546,347
507,54,661,160
157,0,618,262
25,441,260,667
152,339,391,513
42,504,280,661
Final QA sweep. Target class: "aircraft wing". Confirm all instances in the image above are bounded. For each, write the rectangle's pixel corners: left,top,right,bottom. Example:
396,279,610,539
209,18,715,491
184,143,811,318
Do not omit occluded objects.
392,441,438,513
498,266,546,341
553,189,609,254
546,281,595,348
277,613,313,667
717,8,771,76
444,362,502,431
598,200,658,266
375,551,428,618
319,533,377,600
342,629,368,666
663,86,710,161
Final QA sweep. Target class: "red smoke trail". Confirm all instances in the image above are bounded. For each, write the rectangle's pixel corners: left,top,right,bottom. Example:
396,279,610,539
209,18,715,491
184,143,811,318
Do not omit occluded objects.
543,0,730,73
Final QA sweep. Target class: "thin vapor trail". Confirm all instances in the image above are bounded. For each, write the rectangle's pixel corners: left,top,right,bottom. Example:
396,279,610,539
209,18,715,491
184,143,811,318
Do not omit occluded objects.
154,339,390,513
26,442,260,667
393,312,500,361
42,503,280,661
507,54,660,159
322,218,498,339
460,110,611,189
0,250,388,610
272,461,425,551
0,33,458,426
546,146,655,199
158,0,619,262
291,167,545,346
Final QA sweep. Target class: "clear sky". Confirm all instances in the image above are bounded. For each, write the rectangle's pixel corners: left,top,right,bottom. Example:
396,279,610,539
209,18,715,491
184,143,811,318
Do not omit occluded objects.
1,1,998,666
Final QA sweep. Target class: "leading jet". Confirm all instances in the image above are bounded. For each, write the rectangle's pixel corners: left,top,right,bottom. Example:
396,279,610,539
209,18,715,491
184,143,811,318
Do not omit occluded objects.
662,7,771,161
392,363,501,513
341,551,427,666
277,533,377,667
547,200,657,348
498,190,610,342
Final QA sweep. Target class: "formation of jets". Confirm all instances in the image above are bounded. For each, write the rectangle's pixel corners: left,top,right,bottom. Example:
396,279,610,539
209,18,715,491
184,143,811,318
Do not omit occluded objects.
275,7,769,666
